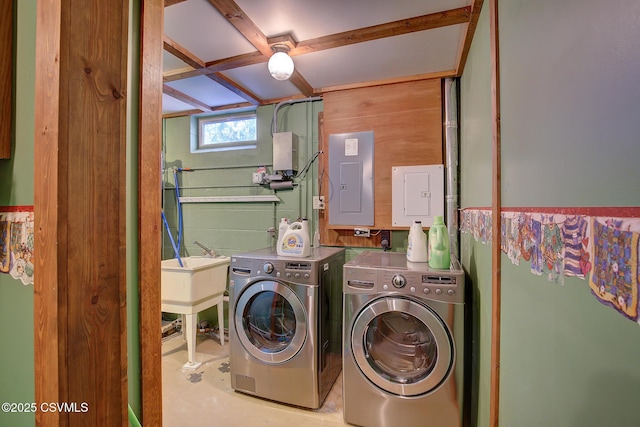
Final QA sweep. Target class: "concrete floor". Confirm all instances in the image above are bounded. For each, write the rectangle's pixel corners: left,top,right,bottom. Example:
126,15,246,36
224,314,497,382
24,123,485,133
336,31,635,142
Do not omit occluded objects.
162,332,349,427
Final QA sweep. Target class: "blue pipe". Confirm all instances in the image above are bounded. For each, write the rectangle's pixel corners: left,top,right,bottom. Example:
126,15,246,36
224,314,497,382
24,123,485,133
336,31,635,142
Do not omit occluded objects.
173,169,183,252
162,211,183,267
161,167,192,267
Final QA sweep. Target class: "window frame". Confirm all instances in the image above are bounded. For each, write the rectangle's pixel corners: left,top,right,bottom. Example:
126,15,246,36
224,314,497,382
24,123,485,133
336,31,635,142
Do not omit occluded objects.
196,111,258,152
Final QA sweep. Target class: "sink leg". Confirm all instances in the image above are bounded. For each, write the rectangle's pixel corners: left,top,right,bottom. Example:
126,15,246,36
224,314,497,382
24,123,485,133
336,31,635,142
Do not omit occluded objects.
181,314,186,340
217,301,224,346
182,313,201,370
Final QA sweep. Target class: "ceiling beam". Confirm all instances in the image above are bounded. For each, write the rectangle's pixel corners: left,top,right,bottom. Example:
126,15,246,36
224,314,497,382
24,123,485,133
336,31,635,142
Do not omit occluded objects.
320,70,458,94
162,101,257,119
163,109,204,118
291,6,471,55
204,0,315,97
164,0,187,7
456,0,485,76
163,34,263,105
288,69,316,97
164,35,206,69
204,51,267,72
204,72,262,105
205,0,272,56
163,84,213,112
164,6,471,82
163,51,266,82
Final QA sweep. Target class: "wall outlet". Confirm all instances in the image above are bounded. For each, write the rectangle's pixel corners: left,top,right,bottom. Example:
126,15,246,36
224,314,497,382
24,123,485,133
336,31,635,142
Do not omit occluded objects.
313,195,325,210
380,230,391,251
252,172,265,184
354,228,370,237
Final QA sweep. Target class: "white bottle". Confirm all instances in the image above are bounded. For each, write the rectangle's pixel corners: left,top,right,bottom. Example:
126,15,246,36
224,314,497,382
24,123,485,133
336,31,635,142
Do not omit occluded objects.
276,218,289,256
407,220,428,263
279,218,311,257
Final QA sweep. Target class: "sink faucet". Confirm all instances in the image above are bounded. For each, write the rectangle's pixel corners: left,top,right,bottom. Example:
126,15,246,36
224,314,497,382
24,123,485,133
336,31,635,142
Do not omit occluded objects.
194,240,216,257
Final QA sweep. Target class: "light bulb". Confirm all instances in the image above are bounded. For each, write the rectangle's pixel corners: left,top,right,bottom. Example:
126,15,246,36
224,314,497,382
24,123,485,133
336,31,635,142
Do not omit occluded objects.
268,51,294,81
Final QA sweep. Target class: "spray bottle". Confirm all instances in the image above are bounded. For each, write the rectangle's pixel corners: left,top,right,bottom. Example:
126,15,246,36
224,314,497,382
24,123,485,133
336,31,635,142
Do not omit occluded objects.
276,218,289,256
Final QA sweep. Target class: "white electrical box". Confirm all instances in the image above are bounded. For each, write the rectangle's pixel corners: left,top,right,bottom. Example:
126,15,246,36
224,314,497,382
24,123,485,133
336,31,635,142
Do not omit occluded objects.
391,164,444,227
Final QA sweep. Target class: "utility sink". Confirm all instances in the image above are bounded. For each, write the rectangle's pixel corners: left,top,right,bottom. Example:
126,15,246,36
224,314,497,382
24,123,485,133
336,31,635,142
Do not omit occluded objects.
161,256,230,369
161,256,230,306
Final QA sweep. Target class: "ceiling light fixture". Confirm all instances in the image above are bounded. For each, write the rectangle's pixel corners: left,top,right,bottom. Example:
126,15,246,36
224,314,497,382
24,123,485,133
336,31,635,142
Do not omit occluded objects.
268,44,294,81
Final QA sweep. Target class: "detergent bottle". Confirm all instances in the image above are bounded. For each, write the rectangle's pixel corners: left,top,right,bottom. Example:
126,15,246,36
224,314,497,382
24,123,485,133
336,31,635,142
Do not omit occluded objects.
428,215,451,269
276,218,289,256
407,220,428,263
279,218,311,257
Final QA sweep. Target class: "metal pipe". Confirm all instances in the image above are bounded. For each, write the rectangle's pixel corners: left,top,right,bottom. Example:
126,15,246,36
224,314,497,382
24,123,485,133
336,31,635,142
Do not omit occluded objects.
272,96,322,135
165,164,273,172
163,185,263,190
444,77,460,258
193,240,216,257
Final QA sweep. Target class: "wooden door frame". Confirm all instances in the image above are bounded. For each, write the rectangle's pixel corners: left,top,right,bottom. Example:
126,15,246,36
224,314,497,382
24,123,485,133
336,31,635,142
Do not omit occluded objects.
32,0,165,425
34,0,130,425
138,0,164,424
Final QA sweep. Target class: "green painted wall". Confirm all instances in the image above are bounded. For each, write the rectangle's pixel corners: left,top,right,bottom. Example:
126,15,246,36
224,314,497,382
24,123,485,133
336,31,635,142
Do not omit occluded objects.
162,103,323,259
0,1,36,426
162,102,325,327
460,1,640,426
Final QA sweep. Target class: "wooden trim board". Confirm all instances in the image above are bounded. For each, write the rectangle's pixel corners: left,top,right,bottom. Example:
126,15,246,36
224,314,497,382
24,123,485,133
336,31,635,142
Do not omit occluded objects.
0,0,12,159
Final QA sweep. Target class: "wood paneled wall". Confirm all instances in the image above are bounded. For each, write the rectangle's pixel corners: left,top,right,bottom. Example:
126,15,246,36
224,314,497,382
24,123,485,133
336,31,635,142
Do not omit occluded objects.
319,79,443,247
0,1,12,159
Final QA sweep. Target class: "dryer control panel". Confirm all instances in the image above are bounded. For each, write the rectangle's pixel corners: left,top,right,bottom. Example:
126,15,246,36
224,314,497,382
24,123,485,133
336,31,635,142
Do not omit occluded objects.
343,251,465,304
377,270,464,304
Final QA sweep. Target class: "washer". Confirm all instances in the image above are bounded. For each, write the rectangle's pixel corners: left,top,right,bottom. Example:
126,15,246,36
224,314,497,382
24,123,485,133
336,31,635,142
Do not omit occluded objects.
229,247,345,409
343,251,466,427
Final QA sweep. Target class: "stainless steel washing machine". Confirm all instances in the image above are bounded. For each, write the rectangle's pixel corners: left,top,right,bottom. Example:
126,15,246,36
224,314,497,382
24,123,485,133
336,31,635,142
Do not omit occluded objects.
229,247,345,409
343,251,466,427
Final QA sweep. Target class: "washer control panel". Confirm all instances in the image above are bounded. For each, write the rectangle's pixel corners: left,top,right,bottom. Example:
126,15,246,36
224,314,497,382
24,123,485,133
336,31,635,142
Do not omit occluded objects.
253,259,316,284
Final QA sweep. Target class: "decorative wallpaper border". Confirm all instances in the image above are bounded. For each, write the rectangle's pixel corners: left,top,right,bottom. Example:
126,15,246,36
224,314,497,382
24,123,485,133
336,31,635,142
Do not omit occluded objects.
0,206,34,285
461,207,640,325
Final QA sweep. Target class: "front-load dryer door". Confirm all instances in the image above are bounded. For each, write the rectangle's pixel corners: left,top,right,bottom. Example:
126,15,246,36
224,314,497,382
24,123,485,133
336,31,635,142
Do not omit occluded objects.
351,296,454,397
234,280,307,364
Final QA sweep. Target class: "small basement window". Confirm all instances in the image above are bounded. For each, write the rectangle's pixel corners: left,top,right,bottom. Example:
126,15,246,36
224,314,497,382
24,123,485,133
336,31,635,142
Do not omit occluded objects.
197,112,257,152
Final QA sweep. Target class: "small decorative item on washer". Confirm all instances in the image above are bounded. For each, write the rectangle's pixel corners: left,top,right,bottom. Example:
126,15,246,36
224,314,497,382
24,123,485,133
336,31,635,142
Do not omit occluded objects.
428,215,451,269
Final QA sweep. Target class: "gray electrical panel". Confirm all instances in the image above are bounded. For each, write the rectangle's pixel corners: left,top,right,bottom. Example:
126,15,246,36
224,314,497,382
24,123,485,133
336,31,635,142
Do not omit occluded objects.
273,132,299,174
328,131,374,226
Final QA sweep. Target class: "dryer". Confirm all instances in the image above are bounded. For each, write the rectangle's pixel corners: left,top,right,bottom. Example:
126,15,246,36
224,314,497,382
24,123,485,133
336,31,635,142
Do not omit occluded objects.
229,247,345,409
343,251,466,427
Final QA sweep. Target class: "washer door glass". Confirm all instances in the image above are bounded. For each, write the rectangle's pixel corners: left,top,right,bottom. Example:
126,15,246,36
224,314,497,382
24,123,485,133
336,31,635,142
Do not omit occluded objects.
235,280,307,364
351,297,454,396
